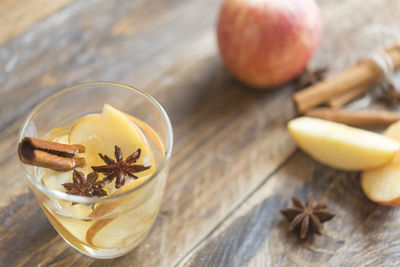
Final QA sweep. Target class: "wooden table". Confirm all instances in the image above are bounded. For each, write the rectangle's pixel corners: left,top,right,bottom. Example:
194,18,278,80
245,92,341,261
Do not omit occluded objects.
2,0,400,266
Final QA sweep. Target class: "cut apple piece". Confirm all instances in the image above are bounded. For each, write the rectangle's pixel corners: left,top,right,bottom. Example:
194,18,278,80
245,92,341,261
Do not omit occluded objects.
69,104,155,178
41,134,74,188
41,204,95,250
86,209,159,249
126,114,165,155
382,120,400,141
288,117,400,171
42,170,73,191
86,187,162,248
89,174,151,219
361,121,400,205
86,173,165,248
68,104,158,247
39,104,159,249
361,153,400,205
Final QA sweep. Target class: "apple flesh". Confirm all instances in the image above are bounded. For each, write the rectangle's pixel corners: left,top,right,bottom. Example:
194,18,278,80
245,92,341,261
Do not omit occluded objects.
361,121,400,206
288,117,400,171
217,0,322,89
42,104,158,249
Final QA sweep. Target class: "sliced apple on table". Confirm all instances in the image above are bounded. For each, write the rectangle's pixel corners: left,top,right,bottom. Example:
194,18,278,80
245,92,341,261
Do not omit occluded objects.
288,117,400,171
381,120,400,141
361,121,400,206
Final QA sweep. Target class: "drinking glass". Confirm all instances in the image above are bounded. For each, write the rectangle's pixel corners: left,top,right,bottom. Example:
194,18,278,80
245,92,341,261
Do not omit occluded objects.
17,82,173,259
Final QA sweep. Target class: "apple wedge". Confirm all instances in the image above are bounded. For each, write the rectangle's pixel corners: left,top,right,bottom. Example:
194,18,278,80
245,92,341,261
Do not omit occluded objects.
86,179,164,248
40,104,159,249
69,104,155,178
288,117,400,171
41,204,95,250
68,104,158,247
361,121,400,205
88,174,151,219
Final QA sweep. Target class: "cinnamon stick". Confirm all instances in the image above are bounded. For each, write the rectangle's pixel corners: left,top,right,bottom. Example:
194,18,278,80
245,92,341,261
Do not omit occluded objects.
18,137,85,171
381,87,400,102
294,45,400,113
305,108,400,127
328,83,371,109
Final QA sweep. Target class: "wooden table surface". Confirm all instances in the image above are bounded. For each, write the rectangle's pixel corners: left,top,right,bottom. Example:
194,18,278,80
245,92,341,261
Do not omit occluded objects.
2,0,400,266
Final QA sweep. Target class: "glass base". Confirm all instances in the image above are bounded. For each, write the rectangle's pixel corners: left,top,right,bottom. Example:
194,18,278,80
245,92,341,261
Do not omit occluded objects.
60,230,148,259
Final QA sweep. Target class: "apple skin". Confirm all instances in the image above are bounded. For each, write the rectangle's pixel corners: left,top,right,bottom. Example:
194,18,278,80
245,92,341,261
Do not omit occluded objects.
360,155,400,207
379,199,400,207
360,121,400,206
217,0,322,89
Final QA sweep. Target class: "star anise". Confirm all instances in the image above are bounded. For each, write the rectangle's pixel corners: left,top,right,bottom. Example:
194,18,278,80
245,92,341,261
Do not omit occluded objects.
296,67,327,90
280,194,335,239
91,145,150,189
62,170,107,197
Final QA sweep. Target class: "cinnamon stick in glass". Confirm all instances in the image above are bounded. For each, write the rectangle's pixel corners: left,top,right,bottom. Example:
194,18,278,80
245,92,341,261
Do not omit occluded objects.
18,137,85,171
294,45,400,113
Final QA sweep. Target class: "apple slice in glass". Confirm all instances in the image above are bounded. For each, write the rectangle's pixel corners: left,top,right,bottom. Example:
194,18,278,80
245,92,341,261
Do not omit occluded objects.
68,104,157,248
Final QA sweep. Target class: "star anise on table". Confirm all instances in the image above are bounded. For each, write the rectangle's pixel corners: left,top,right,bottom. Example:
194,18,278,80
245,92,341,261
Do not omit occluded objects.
280,194,335,239
62,170,107,197
296,67,327,90
91,145,150,189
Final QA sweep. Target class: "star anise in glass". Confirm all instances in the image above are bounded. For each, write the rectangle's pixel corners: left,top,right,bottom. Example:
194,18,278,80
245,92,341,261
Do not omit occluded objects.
280,194,335,239
91,145,150,189
296,67,327,90
62,170,107,197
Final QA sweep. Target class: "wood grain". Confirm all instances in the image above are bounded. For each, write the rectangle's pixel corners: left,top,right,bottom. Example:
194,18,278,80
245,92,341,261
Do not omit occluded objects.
180,152,379,266
2,0,400,266
0,0,73,46
181,0,400,265
0,0,297,265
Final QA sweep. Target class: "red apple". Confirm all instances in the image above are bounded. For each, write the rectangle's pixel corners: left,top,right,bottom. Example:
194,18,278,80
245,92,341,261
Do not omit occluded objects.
217,0,322,89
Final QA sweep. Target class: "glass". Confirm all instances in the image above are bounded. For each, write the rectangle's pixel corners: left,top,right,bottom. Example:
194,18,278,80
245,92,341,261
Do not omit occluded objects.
17,82,173,259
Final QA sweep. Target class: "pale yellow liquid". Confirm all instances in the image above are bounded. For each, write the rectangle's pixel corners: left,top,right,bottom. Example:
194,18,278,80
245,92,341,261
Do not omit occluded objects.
33,114,167,259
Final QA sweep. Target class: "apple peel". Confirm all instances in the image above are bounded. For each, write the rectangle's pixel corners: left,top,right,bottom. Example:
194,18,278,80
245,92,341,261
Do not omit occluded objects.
361,121,400,205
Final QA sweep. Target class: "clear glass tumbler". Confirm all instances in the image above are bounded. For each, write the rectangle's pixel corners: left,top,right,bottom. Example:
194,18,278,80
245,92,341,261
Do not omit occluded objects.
17,82,173,259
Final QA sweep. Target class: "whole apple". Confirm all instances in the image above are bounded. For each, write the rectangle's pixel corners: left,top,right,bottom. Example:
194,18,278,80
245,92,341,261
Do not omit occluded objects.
217,0,322,89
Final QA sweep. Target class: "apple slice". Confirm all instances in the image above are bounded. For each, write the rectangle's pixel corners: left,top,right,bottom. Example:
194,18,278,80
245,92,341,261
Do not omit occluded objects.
41,204,93,251
89,173,151,219
86,179,164,248
85,171,167,248
86,205,160,249
40,134,73,189
69,104,155,177
288,117,400,171
361,121,400,205
68,104,157,247
382,120,400,141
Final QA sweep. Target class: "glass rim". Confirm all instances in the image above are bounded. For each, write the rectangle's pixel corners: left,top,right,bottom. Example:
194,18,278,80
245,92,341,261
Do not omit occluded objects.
17,82,173,204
